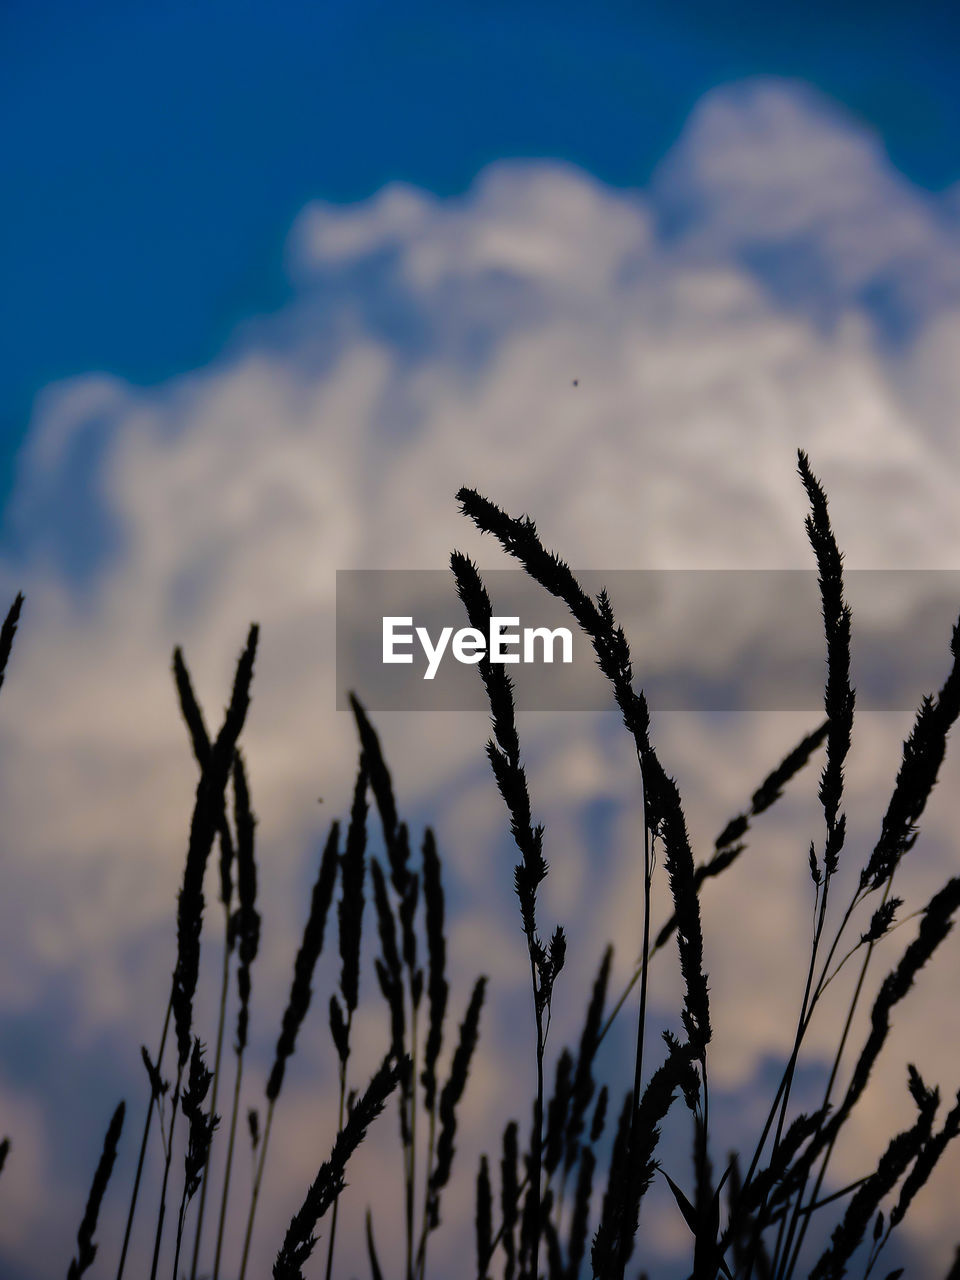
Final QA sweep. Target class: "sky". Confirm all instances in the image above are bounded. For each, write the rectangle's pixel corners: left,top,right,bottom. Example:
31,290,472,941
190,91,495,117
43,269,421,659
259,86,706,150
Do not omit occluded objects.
5,5,960,1280
4,1,960,508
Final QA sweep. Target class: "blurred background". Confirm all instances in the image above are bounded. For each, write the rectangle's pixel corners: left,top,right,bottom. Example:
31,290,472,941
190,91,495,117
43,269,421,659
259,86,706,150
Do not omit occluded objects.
4,2,960,1276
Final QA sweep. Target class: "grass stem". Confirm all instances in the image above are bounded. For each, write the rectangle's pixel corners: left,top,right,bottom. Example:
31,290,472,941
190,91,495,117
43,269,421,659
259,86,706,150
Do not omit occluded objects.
116,993,172,1280
237,1096,274,1280
212,1054,245,1280
189,931,231,1279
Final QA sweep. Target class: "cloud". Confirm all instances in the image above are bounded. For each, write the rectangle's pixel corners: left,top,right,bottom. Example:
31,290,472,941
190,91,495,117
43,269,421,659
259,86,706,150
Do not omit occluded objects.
652,78,960,339
3,77,960,1275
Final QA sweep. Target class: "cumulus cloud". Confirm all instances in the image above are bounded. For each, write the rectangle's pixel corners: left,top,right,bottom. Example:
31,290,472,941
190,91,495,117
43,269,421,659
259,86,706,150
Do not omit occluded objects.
652,79,960,334
3,77,960,1275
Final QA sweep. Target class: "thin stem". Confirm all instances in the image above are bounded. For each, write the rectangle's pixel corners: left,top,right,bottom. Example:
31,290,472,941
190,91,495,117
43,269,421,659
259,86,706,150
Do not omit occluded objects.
190,935,231,1280
237,1097,275,1280
150,1068,184,1280
476,1171,532,1277
744,881,831,1280
597,965,641,1050
739,888,860,1213
817,910,921,1002
406,1003,419,1280
415,1103,438,1280
740,882,868,1279
212,1053,245,1280
796,1176,870,1218
616,750,652,1279
117,992,173,1280
172,1170,191,1280
777,879,895,1280
597,935,670,1048
530,972,545,1280
324,1044,349,1280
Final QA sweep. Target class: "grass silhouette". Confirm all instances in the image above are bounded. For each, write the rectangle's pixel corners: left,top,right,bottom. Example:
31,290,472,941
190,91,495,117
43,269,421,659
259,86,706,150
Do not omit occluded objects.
2,452,960,1278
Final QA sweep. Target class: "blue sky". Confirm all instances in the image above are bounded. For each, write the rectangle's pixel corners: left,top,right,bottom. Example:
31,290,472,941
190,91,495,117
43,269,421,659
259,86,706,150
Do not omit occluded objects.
4,0,960,508
7,6,960,1276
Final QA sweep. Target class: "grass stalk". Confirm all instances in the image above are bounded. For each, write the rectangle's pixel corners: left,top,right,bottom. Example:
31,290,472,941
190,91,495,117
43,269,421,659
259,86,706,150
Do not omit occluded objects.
527,961,546,1280
149,1070,183,1280
776,884,894,1279
68,1102,126,1280
212,749,260,1279
212,1053,245,1280
116,993,172,1280
172,1170,191,1280
616,750,652,1279
406,1003,419,1280
188,933,231,1279
416,1105,438,1280
238,1096,274,1280
323,1043,349,1280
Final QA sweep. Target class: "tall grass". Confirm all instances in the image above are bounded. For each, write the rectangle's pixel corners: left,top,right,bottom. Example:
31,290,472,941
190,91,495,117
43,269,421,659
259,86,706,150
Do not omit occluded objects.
1,451,960,1278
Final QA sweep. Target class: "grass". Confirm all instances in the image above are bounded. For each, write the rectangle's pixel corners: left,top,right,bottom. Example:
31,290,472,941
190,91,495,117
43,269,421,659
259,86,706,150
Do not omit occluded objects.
2,451,960,1278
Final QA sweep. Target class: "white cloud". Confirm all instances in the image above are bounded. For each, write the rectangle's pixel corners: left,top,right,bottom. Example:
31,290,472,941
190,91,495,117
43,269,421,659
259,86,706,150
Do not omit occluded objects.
3,77,960,1276
651,78,960,333
290,163,652,294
